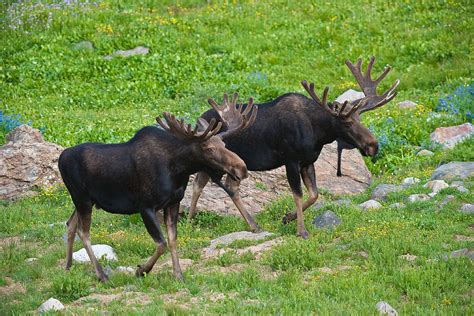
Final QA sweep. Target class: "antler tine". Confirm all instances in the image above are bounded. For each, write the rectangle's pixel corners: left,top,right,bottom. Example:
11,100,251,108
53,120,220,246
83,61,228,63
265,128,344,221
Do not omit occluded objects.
301,80,338,117
365,56,375,80
336,101,348,116
157,112,222,142
213,93,258,139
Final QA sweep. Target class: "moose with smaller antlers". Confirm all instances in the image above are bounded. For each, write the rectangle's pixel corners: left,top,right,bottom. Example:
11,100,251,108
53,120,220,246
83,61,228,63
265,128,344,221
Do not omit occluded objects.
188,57,399,238
58,95,257,281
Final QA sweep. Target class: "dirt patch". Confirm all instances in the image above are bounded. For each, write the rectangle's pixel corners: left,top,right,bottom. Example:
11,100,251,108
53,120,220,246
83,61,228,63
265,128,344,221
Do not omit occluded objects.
0,277,26,296
199,263,248,275
0,236,22,248
72,290,151,307
454,235,474,242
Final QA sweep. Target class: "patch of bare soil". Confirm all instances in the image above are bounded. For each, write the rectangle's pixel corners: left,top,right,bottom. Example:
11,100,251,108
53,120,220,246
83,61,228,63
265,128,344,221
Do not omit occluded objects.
454,235,474,242
72,290,151,307
0,277,26,296
198,263,247,274
0,236,21,248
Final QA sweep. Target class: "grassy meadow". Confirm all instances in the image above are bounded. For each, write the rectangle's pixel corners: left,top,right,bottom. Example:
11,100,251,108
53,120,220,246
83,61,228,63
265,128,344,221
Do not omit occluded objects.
1,0,473,314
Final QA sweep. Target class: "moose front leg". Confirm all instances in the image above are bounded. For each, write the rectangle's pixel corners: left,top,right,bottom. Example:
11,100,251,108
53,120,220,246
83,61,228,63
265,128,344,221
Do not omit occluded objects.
285,163,308,239
224,175,261,233
164,203,184,280
283,164,319,225
136,208,167,277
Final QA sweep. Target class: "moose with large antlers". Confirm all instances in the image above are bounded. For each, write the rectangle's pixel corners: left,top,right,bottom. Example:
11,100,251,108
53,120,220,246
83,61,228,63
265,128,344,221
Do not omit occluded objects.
188,57,399,238
58,95,257,281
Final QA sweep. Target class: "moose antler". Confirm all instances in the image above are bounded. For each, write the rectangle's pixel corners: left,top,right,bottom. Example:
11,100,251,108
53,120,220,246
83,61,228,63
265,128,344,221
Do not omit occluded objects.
208,92,258,139
301,80,362,119
345,56,400,113
156,112,222,142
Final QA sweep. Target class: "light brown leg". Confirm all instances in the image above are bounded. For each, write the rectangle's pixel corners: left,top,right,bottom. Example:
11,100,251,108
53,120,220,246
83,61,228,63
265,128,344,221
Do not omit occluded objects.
136,208,167,276
225,175,261,233
76,209,107,282
293,192,308,239
65,210,78,270
284,163,308,239
188,172,210,220
283,164,318,224
165,204,183,280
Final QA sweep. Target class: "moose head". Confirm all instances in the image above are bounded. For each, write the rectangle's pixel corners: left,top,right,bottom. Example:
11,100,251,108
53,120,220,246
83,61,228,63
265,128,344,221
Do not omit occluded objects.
156,93,257,182
301,56,399,157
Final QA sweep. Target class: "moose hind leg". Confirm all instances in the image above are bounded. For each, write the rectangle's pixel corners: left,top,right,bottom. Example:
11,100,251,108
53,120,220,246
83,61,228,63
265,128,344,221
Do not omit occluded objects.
165,204,184,280
65,210,78,270
284,163,308,239
283,164,319,223
225,176,261,233
76,205,108,282
136,208,167,277
188,172,210,220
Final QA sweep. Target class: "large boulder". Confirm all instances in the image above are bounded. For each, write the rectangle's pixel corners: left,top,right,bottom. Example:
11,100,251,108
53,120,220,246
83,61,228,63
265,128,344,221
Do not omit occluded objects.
430,123,473,148
182,141,372,216
431,162,474,180
0,125,64,200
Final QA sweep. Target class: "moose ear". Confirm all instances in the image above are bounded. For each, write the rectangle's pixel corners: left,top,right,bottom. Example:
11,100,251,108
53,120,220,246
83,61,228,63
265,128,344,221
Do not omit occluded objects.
196,118,210,131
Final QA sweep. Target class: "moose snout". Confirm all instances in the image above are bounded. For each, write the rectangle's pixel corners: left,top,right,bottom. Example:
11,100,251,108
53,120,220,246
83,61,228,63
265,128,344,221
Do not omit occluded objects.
365,142,379,157
230,165,248,181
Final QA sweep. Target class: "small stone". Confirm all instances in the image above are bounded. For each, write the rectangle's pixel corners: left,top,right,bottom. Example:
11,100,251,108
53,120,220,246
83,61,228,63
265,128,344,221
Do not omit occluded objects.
73,40,94,51
439,195,455,208
455,186,469,193
105,46,149,59
402,177,420,186
424,180,449,193
25,257,38,263
312,211,341,229
376,301,398,316
444,248,474,261
398,100,417,109
357,251,369,259
203,231,274,259
460,204,474,214
371,184,403,201
389,202,405,209
431,162,474,181
417,149,434,156
72,244,117,262
335,89,365,103
359,200,382,210
37,298,64,313
430,123,473,149
116,266,135,273
451,180,464,187
407,194,431,203
399,254,417,261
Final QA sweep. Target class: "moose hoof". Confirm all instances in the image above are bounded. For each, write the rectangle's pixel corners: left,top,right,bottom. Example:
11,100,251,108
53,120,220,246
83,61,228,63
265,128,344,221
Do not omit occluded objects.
174,271,185,281
135,265,148,277
297,230,309,239
336,172,342,177
251,225,263,233
98,274,109,283
282,212,297,225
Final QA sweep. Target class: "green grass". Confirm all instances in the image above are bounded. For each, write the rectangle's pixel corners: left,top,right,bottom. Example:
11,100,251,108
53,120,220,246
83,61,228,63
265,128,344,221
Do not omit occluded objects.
1,0,473,314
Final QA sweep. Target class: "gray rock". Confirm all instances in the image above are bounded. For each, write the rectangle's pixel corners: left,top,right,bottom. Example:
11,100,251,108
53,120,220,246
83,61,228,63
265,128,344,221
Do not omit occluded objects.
104,265,113,277
417,149,434,156
203,231,273,259
443,248,474,261
105,46,149,59
431,162,474,180
407,194,431,203
116,266,135,273
359,199,382,210
335,89,365,103
25,257,38,263
439,195,455,208
399,254,417,261
424,180,449,193
312,211,341,229
454,185,469,193
37,298,64,313
430,123,473,149
398,100,417,109
402,177,420,186
450,180,464,187
376,301,398,316
460,203,474,214
72,244,117,262
0,125,64,200
371,184,403,201
73,40,94,51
